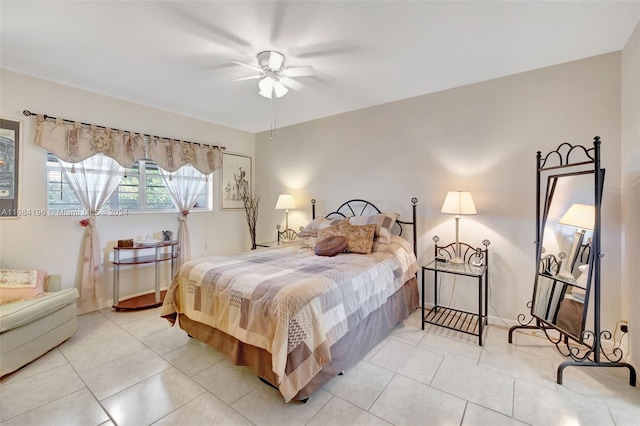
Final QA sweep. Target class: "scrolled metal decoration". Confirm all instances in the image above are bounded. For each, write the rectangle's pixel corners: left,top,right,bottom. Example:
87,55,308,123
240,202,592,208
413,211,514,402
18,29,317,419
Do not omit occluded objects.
599,330,624,363
538,141,596,170
515,300,535,327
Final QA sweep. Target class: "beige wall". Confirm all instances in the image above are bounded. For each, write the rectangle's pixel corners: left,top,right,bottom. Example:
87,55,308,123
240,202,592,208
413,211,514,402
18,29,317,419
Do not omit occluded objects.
621,22,640,364
0,70,255,305
255,53,624,334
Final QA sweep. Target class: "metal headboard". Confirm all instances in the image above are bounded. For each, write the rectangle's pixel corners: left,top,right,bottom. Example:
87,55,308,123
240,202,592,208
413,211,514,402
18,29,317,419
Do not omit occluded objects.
311,197,419,256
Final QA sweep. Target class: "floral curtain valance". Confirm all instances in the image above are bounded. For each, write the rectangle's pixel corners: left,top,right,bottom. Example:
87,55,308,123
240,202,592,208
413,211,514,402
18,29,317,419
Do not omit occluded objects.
34,115,224,174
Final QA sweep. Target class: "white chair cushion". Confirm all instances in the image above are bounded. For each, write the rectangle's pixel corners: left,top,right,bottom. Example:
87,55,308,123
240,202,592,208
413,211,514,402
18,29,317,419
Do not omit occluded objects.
0,288,79,333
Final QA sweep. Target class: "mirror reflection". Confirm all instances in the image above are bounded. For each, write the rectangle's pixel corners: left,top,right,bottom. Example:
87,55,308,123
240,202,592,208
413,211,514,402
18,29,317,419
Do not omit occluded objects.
532,171,594,340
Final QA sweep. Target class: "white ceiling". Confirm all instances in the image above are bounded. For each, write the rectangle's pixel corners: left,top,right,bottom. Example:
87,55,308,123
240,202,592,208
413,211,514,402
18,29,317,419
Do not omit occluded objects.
1,1,639,133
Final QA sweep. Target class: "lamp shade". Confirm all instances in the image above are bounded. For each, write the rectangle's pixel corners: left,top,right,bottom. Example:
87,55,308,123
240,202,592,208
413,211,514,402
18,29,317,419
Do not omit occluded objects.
441,191,477,215
558,203,594,230
259,77,274,98
275,194,296,210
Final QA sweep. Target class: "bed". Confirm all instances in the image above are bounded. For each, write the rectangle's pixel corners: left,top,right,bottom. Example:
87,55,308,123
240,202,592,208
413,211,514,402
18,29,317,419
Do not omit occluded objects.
161,198,419,402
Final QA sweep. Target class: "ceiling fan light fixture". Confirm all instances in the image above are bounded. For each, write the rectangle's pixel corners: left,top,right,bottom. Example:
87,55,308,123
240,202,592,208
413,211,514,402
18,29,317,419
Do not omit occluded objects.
257,76,289,99
232,50,314,99
273,81,288,98
258,76,274,98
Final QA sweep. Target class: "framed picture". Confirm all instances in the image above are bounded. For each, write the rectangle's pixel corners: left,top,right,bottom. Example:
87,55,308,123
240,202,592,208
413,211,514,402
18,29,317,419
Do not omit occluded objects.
220,152,252,210
0,118,21,218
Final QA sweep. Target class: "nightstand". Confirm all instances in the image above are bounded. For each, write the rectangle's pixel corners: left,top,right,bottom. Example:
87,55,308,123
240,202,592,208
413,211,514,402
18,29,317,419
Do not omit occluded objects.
421,236,490,345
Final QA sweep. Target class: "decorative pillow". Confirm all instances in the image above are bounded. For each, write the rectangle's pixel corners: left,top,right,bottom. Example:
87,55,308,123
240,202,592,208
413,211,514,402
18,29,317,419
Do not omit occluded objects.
314,236,348,257
318,222,376,254
0,269,47,305
298,217,346,237
299,236,318,248
348,213,399,244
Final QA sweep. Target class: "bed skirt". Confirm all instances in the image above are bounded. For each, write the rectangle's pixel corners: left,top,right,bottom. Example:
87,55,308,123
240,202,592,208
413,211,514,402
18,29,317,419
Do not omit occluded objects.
177,276,419,401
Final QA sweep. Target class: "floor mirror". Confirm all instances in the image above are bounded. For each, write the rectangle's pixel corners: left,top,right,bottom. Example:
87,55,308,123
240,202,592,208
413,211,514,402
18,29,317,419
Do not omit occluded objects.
509,137,636,386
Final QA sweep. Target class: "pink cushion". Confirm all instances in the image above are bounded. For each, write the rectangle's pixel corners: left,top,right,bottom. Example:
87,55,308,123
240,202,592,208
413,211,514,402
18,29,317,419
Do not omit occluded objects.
0,269,47,305
314,236,348,257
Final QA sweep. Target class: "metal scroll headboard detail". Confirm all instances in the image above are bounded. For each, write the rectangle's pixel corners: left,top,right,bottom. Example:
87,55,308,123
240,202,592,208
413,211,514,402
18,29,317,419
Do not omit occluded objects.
311,197,419,256
432,235,491,265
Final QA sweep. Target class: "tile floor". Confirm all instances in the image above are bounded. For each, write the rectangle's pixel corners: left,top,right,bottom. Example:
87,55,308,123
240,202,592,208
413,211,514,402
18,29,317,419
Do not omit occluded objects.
1,307,639,425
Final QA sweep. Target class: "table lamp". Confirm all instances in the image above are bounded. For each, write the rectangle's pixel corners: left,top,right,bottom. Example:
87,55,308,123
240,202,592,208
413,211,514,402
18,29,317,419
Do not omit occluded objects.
441,191,477,264
557,203,594,280
275,194,296,232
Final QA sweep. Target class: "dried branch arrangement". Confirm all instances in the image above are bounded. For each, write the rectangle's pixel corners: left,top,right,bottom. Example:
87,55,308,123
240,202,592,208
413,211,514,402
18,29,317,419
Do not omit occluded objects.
242,189,260,249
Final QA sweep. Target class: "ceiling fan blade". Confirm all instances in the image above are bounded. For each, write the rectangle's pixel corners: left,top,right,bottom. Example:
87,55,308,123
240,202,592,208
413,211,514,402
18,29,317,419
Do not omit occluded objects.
230,60,263,72
232,74,264,82
282,65,314,77
273,81,289,98
268,51,285,71
161,3,251,49
279,77,304,91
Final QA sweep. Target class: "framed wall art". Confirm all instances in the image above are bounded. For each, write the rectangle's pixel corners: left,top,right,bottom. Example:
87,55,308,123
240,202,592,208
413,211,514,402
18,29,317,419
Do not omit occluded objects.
0,118,21,218
220,152,252,210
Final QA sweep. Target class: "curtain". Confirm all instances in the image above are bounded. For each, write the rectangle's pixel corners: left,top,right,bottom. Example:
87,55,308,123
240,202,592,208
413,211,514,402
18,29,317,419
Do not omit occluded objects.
33,114,223,311
35,115,223,174
158,165,207,267
60,154,124,313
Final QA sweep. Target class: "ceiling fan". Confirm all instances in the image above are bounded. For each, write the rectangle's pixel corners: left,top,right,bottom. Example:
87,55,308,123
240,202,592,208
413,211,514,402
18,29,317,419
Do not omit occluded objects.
231,51,314,99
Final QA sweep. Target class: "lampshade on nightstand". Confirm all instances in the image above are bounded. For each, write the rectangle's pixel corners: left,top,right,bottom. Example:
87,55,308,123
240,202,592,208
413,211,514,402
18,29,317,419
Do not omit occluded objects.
441,191,477,263
275,194,296,232
441,191,477,216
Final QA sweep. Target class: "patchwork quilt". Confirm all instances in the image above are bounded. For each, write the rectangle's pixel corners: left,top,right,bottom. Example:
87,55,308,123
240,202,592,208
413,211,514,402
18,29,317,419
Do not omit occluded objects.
161,236,417,401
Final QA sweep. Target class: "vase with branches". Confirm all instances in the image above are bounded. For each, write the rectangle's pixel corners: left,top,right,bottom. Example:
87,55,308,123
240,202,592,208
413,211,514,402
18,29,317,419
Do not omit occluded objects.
242,189,260,250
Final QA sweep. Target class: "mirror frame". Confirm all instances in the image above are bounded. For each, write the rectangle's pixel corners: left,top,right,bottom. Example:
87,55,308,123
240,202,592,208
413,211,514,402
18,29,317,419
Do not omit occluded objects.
529,142,605,344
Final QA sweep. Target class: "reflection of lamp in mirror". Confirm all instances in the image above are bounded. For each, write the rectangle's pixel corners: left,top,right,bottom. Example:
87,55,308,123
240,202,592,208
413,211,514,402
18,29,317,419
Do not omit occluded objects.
275,194,296,234
441,191,477,264
557,203,594,280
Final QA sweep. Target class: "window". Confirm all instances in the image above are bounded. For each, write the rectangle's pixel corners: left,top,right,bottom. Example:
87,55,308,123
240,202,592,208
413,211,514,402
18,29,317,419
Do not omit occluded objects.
47,153,210,213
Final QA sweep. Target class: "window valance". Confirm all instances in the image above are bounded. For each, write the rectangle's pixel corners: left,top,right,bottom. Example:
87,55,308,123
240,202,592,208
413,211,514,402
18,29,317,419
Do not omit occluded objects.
32,114,224,174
